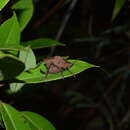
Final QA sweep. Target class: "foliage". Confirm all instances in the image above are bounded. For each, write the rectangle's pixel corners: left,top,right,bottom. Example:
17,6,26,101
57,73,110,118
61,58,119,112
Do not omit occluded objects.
0,0,128,129
0,102,55,130
0,0,99,129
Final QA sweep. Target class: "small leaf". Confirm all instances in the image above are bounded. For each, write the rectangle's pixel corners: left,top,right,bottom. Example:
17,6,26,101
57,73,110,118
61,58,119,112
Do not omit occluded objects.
9,83,25,94
16,59,98,84
21,111,56,130
12,0,33,31
0,52,25,81
0,0,9,11
19,47,36,70
0,12,20,48
112,0,127,20
22,38,65,49
0,102,31,130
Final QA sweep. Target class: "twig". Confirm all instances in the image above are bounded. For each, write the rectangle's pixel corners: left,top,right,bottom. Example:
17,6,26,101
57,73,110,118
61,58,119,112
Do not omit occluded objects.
48,0,79,56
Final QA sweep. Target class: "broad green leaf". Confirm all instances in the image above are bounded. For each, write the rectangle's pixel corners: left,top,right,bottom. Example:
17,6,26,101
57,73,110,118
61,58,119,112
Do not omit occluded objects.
22,38,65,49
19,47,36,70
12,0,33,31
21,111,56,130
112,0,127,20
0,52,25,81
16,59,98,84
0,12,20,48
0,0,9,11
0,102,31,130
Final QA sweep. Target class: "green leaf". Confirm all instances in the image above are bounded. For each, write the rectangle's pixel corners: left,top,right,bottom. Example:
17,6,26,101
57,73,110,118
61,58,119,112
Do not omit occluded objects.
0,52,25,81
16,59,98,84
21,111,56,130
19,47,36,70
9,83,25,94
0,0,9,11
0,12,20,48
112,0,127,20
22,38,65,49
9,47,36,93
0,102,31,130
12,0,33,31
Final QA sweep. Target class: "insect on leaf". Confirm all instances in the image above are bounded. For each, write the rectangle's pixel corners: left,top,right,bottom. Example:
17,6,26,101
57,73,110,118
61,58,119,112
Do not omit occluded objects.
16,57,99,84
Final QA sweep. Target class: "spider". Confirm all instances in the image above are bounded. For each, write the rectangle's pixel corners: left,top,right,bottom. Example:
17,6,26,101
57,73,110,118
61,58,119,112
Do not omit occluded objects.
43,56,74,78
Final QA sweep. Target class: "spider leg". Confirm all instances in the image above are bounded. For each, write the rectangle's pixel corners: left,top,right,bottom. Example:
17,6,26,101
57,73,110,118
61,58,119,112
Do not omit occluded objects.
66,68,75,77
61,61,75,77
52,63,64,79
43,63,54,80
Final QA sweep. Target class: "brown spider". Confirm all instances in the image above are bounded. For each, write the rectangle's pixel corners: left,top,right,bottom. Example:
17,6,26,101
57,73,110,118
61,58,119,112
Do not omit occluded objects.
43,56,73,78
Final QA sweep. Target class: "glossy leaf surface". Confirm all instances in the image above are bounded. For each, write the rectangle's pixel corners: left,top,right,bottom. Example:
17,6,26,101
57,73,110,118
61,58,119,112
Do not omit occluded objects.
0,12,20,48
12,0,33,31
19,47,36,70
0,102,31,130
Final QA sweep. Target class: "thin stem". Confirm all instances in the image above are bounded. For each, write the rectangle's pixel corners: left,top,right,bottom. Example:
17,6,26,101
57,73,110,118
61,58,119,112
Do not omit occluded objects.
48,0,79,56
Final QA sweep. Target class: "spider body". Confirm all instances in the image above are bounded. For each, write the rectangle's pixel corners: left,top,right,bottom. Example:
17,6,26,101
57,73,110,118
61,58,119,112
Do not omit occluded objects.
43,56,72,74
